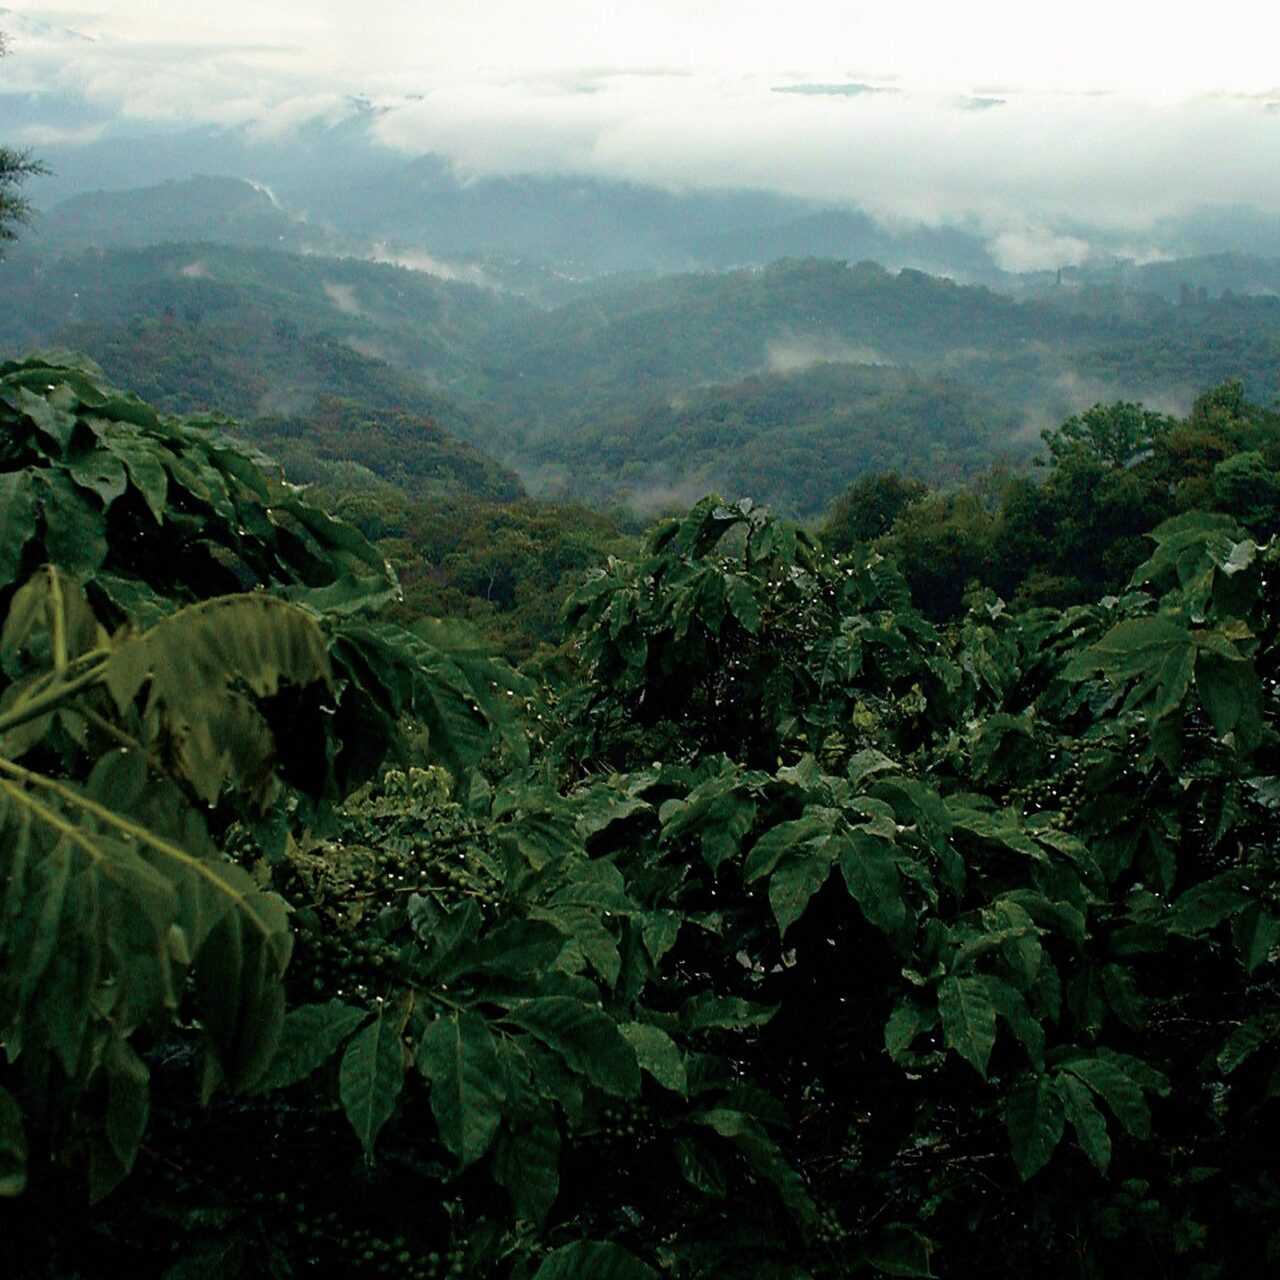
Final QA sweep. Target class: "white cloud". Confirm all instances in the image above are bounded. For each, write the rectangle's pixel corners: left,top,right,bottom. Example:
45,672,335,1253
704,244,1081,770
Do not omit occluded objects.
989,228,1091,273
5,1,1280,244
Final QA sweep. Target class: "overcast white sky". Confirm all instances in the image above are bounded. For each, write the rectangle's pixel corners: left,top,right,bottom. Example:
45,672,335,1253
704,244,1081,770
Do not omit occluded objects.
7,1,1280,94
4,2,1280,257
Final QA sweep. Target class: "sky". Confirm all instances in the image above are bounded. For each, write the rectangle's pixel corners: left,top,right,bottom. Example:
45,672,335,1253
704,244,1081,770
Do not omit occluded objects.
4,2,1280,259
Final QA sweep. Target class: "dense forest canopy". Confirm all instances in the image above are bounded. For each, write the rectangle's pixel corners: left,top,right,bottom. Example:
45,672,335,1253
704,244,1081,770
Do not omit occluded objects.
7,239,1280,520
2,349,1279,1280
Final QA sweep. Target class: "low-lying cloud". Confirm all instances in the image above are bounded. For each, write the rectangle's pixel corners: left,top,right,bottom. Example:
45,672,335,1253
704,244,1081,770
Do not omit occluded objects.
766,335,891,374
6,4,1280,260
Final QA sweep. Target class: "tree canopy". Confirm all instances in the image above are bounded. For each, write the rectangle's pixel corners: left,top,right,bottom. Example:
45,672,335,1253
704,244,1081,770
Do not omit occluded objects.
2,357,1279,1280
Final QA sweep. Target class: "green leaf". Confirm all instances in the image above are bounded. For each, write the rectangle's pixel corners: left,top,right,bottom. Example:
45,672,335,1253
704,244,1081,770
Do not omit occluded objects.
744,814,832,882
532,1242,658,1280
37,470,107,573
1233,904,1280,974
639,910,681,966
0,1085,27,1197
507,997,640,1098
1217,1015,1279,1075
1196,652,1255,738
840,831,907,936
493,1101,560,1225
0,473,37,587
867,1224,937,1277
675,1134,728,1197
416,1011,506,1167
725,573,762,635
620,1022,687,1095
339,995,409,1159
1005,1074,1065,1180
117,442,170,523
1099,964,1145,1030
254,1001,368,1093
986,977,1046,1071
1057,1073,1111,1174
681,994,777,1032
884,1001,933,1063
1067,616,1195,720
1169,872,1253,937
769,845,837,938
68,447,129,510
1060,1055,1151,1139
937,975,997,1079
190,882,291,1092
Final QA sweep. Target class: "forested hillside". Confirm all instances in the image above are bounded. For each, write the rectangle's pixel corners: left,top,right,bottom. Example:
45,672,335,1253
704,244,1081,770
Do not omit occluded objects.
4,352,1279,1280
9,243,1280,521
520,363,1029,516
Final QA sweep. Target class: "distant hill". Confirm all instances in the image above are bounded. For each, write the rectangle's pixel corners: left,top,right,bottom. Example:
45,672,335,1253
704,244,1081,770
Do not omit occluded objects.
23,175,346,256
520,362,1032,517
0,240,533,398
479,258,1098,430
685,209,1000,280
8,239,1280,516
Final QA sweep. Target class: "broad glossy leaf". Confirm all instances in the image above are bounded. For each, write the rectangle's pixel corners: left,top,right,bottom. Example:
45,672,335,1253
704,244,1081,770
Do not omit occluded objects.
769,846,836,937
92,1036,149,1202
840,830,907,936
725,573,762,634
1059,1055,1150,1139
884,1001,933,1063
417,1011,506,1166
985,977,1045,1071
1005,1074,1065,1181
68,447,129,509
339,995,409,1159
938,975,997,1079
620,1022,687,1095
744,814,833,882
675,1134,728,1197
507,997,639,1098
1233,904,1280,974
1057,1073,1111,1174
1169,872,1253,937
0,473,37,587
681,994,776,1032
37,471,107,573
254,1001,368,1093
191,886,291,1092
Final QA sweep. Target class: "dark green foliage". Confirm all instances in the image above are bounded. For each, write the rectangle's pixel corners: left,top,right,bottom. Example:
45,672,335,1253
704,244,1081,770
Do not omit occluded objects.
5,359,1280,1280
518,364,1030,518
